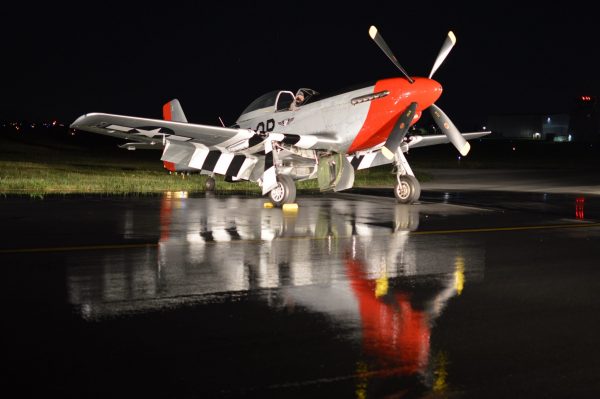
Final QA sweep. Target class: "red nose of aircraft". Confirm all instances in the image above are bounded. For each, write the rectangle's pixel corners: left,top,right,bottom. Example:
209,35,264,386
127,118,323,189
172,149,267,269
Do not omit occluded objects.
399,77,443,110
347,77,444,153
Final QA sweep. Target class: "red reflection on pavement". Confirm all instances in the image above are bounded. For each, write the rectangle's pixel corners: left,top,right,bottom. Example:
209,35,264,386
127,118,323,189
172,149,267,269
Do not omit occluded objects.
160,195,173,241
346,256,430,375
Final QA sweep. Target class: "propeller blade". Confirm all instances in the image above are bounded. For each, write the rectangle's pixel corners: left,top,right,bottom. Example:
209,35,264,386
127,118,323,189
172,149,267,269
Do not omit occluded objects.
369,26,414,83
381,102,418,160
429,31,456,79
430,104,470,156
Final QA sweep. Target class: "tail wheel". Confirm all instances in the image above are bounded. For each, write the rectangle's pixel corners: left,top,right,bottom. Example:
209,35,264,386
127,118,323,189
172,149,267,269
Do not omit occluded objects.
205,177,216,192
269,175,296,207
394,175,421,204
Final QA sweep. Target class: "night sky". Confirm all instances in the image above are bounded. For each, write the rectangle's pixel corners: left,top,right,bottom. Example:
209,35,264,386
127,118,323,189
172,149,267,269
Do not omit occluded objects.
2,2,598,131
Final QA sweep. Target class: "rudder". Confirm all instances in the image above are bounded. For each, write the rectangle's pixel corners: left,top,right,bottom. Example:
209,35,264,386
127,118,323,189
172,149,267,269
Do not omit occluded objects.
163,99,188,122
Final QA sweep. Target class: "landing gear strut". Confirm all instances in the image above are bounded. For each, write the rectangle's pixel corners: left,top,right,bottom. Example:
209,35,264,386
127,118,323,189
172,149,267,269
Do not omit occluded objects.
205,177,216,192
269,175,296,207
393,149,420,204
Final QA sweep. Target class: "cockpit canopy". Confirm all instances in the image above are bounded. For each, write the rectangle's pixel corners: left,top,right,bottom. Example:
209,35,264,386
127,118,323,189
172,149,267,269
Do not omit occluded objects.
241,90,280,115
239,88,319,119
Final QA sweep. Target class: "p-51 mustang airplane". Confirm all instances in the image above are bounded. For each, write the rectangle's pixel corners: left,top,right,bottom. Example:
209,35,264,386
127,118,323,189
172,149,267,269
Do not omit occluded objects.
71,26,490,207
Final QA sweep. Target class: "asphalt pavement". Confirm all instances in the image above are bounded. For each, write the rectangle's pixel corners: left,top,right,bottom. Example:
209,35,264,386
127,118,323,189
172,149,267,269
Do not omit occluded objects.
2,189,600,398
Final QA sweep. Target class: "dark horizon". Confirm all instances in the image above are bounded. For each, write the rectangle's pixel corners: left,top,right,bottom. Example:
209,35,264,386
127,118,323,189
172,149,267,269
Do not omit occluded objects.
2,2,598,131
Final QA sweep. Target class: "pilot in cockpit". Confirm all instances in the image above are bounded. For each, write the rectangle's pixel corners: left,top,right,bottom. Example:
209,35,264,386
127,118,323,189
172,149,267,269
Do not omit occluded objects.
290,91,305,110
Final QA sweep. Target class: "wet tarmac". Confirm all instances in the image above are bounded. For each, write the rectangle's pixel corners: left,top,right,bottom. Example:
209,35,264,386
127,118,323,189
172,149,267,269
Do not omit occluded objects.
420,168,600,195
2,191,600,398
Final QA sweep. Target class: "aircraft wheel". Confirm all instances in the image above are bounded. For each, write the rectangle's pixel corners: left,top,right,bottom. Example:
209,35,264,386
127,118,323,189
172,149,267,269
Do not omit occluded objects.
205,177,216,192
269,175,296,207
394,175,420,204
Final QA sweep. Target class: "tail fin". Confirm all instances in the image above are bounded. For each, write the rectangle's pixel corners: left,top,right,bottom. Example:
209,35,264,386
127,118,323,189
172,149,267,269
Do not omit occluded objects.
162,99,188,123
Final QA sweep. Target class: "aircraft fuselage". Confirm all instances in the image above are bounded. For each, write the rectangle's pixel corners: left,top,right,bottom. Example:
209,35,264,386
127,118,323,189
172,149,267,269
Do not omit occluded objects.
236,77,442,155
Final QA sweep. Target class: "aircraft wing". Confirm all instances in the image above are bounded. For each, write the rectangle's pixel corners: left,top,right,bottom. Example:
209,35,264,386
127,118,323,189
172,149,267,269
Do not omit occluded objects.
70,112,319,183
407,131,491,149
70,113,256,149
347,131,491,171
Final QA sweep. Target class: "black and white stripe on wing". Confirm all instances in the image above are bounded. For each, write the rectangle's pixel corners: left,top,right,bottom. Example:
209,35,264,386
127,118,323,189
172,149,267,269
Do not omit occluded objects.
350,155,364,169
161,130,318,184
190,151,251,178
162,141,255,180
347,151,385,170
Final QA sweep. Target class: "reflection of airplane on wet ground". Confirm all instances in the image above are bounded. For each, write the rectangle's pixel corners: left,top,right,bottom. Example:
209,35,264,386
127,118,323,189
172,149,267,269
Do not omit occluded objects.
68,194,484,316
71,27,490,206
66,194,485,395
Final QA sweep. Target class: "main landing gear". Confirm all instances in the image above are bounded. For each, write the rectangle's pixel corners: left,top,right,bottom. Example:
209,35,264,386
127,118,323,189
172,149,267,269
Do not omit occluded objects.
269,175,296,207
393,150,421,204
394,175,421,204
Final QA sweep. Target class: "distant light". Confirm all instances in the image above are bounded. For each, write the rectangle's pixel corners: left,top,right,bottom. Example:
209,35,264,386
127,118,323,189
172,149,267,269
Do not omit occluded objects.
547,117,551,123
568,134,572,142
457,155,461,160
52,120,57,126
576,197,585,220
482,126,486,130
512,146,516,151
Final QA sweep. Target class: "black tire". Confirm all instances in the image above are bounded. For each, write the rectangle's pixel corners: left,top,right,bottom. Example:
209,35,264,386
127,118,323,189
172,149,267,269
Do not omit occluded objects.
205,177,216,192
269,175,296,207
394,175,421,204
